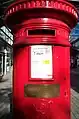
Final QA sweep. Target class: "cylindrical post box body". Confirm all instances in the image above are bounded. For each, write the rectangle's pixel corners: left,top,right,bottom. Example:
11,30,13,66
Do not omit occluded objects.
4,0,78,119
13,19,71,119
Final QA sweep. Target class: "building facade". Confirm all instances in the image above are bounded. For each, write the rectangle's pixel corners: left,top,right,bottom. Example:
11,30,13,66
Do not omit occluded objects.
0,26,13,77
70,0,79,68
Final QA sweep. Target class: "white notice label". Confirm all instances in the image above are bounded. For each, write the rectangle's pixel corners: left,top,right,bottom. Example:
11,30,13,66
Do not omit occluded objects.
31,45,52,79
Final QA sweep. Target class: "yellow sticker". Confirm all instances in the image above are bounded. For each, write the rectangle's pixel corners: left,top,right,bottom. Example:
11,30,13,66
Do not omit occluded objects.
43,60,50,64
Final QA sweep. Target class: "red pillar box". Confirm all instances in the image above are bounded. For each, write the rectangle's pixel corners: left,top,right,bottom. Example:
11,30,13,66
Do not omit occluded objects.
5,0,78,119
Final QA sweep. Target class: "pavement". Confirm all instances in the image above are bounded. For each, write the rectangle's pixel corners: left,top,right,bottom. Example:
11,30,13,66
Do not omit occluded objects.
71,67,79,93
0,67,12,119
71,67,79,74
0,67,79,119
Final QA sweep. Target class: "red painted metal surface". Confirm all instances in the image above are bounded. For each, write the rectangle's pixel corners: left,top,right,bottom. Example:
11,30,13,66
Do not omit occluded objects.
4,0,78,119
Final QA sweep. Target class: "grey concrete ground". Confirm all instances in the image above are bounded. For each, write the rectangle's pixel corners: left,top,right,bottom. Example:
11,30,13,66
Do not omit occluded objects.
71,67,79,92
0,67,79,119
71,68,79,119
0,67,12,119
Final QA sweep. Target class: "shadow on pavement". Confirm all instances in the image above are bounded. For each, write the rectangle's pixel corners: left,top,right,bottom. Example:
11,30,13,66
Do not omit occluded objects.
0,88,12,119
70,69,79,93
0,112,12,119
